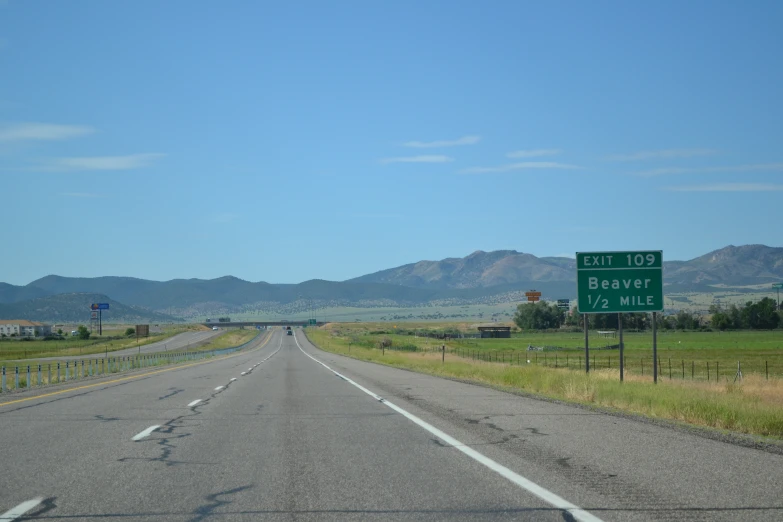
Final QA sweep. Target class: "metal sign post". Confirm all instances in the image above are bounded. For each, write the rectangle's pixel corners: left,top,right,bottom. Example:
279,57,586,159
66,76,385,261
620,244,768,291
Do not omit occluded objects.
584,314,589,373
773,283,783,310
618,313,624,382
576,251,663,381
652,312,658,383
91,303,109,336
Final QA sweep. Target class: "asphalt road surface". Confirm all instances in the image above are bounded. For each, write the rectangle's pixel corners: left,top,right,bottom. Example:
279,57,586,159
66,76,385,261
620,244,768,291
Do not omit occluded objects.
34,330,226,362
0,329,781,521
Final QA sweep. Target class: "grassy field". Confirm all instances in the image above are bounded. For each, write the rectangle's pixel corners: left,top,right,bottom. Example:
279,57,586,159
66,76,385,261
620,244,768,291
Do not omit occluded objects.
0,329,262,392
306,325,783,439
193,303,518,323
0,324,208,362
321,322,783,381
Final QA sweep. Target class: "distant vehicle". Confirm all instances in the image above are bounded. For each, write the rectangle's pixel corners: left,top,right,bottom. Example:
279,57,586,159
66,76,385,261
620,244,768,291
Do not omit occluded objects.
287,330,293,336
71,330,78,336
212,326,219,331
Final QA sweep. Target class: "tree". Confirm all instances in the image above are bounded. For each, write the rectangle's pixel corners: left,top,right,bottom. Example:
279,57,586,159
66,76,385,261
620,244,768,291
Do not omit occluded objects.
57,328,63,336
747,298,780,329
675,311,697,330
513,302,564,330
125,327,136,336
77,325,90,340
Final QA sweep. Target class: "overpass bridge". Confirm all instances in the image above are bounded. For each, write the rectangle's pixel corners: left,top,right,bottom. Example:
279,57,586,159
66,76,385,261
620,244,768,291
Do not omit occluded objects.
203,321,328,328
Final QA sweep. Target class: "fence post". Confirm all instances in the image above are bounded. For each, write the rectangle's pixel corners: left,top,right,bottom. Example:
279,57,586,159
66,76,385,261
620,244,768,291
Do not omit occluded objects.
81,360,84,378
27,365,30,389
669,358,672,380
37,365,41,387
682,360,685,379
15,366,19,390
1,366,5,392
641,358,644,376
707,362,710,381
65,362,69,382
48,364,51,384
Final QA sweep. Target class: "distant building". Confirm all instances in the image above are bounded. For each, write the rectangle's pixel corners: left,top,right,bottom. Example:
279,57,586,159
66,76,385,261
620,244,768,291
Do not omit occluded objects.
477,326,511,339
0,320,52,337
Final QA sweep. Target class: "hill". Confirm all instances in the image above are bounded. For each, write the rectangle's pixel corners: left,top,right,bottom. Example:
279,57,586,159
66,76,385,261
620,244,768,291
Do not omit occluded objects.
350,245,783,289
0,293,180,324
0,244,780,320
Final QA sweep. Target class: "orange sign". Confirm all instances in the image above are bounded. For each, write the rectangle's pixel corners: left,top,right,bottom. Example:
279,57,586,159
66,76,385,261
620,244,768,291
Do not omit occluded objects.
527,296,540,302
525,291,542,297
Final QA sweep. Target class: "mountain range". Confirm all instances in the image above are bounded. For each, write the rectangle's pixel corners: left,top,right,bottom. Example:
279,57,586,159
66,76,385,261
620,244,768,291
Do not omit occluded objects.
0,244,781,321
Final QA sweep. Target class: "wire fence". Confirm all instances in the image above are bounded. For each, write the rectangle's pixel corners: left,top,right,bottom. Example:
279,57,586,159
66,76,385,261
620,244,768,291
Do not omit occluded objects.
375,342,781,382
0,332,261,394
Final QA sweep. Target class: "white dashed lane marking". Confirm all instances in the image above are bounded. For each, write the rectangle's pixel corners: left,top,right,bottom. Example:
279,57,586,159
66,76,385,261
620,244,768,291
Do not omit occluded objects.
132,425,161,442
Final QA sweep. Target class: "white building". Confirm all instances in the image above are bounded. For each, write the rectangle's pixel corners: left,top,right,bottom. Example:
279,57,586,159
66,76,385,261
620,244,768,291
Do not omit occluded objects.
0,320,53,337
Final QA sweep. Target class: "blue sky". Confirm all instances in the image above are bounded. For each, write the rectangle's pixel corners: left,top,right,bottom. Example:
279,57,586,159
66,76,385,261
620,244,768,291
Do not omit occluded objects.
1,1,782,286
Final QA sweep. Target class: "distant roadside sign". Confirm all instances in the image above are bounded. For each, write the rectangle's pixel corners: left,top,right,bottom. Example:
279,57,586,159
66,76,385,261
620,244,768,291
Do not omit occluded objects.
525,290,542,303
136,324,150,337
773,283,783,289
90,311,98,319
557,299,570,309
576,251,663,313
90,303,110,310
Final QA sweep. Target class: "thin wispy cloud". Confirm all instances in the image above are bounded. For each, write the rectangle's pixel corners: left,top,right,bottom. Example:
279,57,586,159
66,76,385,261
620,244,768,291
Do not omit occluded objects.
380,155,454,164
608,148,717,161
403,136,480,148
506,149,562,159
460,161,579,174
635,163,783,177
0,122,94,142
60,192,105,198
662,183,783,192
35,153,165,172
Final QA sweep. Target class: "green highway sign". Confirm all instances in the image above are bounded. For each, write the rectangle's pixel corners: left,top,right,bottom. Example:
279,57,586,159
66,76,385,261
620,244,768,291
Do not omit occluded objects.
576,251,663,313
773,283,783,289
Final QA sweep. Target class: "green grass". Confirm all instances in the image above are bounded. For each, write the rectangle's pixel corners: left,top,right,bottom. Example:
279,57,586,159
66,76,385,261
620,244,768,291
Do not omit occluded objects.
0,330,263,392
0,325,204,362
307,326,783,439
323,322,783,381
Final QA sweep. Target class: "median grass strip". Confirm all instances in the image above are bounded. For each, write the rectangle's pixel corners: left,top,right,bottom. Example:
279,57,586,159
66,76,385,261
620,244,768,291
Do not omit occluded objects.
0,325,205,362
307,327,783,439
0,329,263,392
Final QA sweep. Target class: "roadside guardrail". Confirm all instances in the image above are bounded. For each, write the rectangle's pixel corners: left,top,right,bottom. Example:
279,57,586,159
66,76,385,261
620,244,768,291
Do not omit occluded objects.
0,332,262,394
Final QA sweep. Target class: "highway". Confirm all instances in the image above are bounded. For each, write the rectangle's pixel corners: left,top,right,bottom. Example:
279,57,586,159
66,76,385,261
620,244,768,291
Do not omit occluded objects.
0,328,781,521
32,329,226,362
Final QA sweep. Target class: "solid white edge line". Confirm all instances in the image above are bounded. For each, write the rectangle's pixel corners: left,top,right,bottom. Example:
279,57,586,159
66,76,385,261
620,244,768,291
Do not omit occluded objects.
132,425,161,441
188,399,202,407
292,332,603,522
0,497,44,521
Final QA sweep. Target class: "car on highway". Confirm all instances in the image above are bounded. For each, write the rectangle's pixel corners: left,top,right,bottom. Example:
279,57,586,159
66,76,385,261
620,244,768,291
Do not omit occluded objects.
287,330,293,336
212,326,219,331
